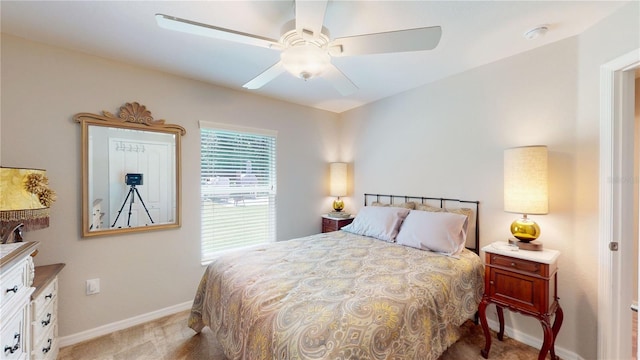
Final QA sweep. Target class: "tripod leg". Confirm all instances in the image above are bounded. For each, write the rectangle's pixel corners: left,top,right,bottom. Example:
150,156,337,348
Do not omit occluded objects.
126,187,136,227
133,187,155,224
112,188,134,228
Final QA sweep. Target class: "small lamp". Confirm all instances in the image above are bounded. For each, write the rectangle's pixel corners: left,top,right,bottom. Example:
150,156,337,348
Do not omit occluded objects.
329,162,348,217
504,146,548,250
1,167,56,244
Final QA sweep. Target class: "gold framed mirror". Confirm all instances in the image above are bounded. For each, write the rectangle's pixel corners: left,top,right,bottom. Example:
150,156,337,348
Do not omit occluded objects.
74,102,186,237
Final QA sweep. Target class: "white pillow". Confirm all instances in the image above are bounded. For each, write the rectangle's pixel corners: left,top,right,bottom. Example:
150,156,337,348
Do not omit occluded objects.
396,210,468,256
341,206,410,242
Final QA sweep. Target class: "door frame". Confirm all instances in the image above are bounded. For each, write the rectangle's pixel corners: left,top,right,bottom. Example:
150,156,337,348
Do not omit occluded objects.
598,48,640,360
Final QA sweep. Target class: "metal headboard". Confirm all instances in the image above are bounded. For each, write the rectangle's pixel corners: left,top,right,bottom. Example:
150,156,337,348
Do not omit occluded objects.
364,193,481,255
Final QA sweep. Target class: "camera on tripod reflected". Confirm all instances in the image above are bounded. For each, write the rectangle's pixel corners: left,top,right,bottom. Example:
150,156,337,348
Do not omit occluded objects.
112,173,154,228
125,173,143,186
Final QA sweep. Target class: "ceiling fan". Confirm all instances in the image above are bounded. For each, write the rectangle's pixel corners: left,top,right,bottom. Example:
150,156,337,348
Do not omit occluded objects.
156,0,441,96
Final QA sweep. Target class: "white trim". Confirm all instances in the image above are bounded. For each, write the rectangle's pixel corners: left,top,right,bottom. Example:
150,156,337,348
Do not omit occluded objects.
198,120,278,137
58,301,193,348
486,319,583,360
598,48,640,360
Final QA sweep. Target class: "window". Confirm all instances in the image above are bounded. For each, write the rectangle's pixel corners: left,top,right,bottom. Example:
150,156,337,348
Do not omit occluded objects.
200,121,277,262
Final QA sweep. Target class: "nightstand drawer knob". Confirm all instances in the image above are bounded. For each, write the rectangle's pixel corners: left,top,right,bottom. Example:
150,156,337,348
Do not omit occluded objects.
511,262,516,267
490,280,494,285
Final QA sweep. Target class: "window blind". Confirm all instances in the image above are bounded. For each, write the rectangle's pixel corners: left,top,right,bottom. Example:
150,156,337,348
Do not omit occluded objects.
200,122,277,262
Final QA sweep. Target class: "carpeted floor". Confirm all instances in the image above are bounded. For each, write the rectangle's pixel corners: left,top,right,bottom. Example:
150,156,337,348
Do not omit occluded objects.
58,310,547,360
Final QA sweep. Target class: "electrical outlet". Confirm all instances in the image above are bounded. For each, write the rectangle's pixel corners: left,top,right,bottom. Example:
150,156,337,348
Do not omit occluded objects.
86,278,100,295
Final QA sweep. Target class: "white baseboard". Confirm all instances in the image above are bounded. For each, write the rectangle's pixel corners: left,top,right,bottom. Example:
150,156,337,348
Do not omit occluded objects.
486,318,583,360
58,301,193,348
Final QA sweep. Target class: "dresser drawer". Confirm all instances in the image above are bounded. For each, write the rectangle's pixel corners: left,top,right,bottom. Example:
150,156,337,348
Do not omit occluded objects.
31,325,56,360
32,298,56,346
0,301,29,360
31,278,57,318
0,261,30,307
489,254,544,276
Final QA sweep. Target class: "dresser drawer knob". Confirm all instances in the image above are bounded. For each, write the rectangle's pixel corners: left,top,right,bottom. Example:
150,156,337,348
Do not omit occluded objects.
4,333,20,354
45,293,53,300
511,262,516,267
490,280,494,285
5,285,18,294
41,313,52,327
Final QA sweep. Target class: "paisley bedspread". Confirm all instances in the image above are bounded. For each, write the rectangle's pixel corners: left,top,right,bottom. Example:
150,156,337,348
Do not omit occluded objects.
189,231,484,360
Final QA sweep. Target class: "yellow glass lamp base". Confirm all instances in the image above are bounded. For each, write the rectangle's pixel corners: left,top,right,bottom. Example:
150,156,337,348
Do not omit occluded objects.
510,215,540,242
333,198,344,212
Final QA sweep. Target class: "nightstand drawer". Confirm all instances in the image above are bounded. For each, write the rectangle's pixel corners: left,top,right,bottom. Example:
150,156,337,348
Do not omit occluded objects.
321,216,354,233
489,268,546,313
489,254,542,276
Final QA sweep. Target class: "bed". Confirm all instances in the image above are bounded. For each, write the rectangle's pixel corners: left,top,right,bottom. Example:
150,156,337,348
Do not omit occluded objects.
189,194,484,359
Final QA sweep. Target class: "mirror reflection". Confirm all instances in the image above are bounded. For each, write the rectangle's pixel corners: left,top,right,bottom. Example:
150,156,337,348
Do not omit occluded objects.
88,126,176,230
75,102,185,237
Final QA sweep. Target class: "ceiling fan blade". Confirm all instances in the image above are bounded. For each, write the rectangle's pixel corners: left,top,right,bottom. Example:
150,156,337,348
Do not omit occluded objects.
242,61,286,90
295,0,328,38
155,14,282,49
324,64,358,96
331,26,442,57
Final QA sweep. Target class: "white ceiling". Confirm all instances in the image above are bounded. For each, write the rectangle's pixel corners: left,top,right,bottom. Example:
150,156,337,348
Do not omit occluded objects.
0,1,630,113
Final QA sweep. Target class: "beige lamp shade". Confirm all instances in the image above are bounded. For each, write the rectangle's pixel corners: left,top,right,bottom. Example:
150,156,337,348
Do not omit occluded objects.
504,146,548,215
1,167,55,243
329,163,347,197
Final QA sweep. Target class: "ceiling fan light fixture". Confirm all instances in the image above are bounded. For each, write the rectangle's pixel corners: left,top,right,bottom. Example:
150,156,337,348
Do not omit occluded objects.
280,43,330,80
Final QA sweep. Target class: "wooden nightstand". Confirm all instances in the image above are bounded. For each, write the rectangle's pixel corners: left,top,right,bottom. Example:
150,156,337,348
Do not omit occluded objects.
321,215,354,233
479,243,562,360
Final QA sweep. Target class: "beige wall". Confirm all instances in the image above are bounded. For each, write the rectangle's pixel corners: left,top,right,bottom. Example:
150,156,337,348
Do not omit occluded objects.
339,2,639,359
0,33,339,336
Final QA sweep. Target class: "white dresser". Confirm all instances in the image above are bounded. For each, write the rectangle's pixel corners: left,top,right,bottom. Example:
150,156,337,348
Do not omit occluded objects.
0,241,38,360
29,264,64,360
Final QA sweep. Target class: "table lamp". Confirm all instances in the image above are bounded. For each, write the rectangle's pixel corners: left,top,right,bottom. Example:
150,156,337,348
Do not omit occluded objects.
504,146,548,250
1,167,56,244
329,162,349,217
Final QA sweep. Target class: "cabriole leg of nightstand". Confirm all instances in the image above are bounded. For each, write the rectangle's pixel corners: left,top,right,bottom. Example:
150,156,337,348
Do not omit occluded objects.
479,298,491,358
550,304,563,360
496,306,505,341
539,316,555,360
